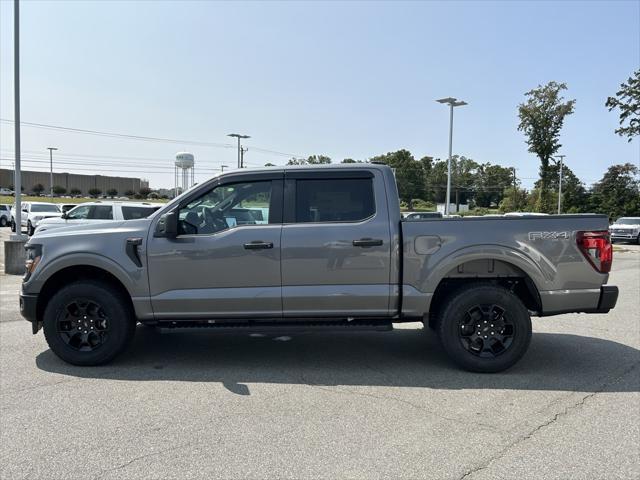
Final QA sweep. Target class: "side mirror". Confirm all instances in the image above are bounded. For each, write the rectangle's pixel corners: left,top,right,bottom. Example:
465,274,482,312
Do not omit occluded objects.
61,212,68,219
156,211,178,238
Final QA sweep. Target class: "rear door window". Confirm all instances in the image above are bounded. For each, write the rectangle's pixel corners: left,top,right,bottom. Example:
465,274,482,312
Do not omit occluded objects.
122,206,157,220
89,206,113,220
294,178,375,223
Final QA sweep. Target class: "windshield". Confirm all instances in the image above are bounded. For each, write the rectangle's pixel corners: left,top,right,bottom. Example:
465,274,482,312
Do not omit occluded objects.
31,204,60,213
615,218,640,225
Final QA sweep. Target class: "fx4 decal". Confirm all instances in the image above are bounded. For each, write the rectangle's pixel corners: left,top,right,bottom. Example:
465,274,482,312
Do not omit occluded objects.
529,231,571,241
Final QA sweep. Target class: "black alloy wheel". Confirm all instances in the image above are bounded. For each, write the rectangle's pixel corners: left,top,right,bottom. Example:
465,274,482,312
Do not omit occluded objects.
458,304,515,358
57,299,109,352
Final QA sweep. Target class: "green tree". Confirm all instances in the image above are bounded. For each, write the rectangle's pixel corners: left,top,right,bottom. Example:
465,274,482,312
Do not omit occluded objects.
419,156,435,202
499,186,530,213
589,163,640,219
518,81,576,213
474,164,514,208
32,183,45,195
88,188,102,198
124,190,135,196
341,158,362,163
605,69,640,141
370,150,425,208
139,187,152,198
106,188,118,197
69,188,81,196
52,185,66,195
539,162,589,213
427,156,478,210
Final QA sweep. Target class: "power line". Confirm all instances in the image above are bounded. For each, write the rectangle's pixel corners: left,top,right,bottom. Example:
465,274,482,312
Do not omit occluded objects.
0,118,304,157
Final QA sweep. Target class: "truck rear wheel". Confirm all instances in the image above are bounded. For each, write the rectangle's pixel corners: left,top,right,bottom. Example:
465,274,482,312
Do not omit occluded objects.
42,281,135,366
436,284,531,373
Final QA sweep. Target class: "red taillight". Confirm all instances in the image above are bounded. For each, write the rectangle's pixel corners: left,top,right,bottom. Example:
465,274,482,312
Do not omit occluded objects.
577,231,612,273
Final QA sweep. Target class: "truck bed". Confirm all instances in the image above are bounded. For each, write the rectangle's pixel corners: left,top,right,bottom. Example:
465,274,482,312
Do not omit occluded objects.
400,214,612,317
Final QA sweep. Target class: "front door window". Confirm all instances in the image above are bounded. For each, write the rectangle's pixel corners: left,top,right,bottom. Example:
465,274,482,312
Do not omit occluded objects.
178,181,272,235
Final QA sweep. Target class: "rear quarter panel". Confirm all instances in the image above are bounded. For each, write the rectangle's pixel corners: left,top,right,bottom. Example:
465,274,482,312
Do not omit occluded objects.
401,214,611,316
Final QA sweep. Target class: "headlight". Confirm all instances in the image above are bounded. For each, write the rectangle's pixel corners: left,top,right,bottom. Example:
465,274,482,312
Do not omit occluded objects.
24,244,42,281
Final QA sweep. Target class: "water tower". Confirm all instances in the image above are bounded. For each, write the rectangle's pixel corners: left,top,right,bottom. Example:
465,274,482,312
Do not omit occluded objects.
174,152,195,196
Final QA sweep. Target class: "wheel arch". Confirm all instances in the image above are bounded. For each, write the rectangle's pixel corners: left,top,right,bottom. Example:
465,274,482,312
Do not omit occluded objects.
36,265,135,324
425,253,544,325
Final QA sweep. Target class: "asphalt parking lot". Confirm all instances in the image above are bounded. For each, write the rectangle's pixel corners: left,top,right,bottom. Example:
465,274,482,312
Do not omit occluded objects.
0,228,638,480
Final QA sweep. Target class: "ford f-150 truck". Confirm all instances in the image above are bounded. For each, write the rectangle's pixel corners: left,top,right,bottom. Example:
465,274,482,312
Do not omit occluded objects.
20,164,618,372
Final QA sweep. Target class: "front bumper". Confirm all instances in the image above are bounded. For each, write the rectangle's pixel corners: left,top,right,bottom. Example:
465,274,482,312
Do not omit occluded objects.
20,293,40,334
611,233,638,241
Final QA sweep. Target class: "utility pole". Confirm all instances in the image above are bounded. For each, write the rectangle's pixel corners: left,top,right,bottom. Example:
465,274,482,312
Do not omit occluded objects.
555,154,566,214
220,165,228,172
512,167,517,209
227,133,250,169
47,147,57,196
436,97,467,216
12,0,24,239
240,146,248,168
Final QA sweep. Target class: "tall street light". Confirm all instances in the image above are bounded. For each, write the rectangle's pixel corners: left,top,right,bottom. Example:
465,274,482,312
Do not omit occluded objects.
436,97,467,215
555,154,566,214
227,133,250,169
47,147,57,196
220,165,229,172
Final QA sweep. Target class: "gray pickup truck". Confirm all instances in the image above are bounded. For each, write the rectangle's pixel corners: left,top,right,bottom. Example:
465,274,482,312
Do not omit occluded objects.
20,164,618,372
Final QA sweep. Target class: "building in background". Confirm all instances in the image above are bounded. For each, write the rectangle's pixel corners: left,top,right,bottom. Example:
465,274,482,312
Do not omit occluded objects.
0,169,149,195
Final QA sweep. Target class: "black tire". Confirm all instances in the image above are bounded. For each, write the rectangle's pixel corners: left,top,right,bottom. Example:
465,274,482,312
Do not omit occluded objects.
437,283,532,373
27,221,34,236
0,216,7,227
10,218,16,232
43,281,135,366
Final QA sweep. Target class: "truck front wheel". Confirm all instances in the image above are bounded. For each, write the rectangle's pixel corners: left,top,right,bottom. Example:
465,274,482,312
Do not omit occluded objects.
436,284,532,373
42,281,135,366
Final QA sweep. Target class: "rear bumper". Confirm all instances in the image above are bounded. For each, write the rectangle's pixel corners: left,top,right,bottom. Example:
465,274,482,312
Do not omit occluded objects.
539,285,618,316
595,285,618,313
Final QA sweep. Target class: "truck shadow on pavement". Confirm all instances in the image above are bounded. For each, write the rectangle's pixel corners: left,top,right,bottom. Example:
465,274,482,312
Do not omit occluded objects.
36,328,639,395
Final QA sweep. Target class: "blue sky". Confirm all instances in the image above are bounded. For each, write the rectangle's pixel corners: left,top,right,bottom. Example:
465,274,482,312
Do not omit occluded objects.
1,0,639,190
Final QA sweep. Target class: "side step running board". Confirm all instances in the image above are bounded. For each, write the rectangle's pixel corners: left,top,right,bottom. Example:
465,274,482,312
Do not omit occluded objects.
153,319,394,334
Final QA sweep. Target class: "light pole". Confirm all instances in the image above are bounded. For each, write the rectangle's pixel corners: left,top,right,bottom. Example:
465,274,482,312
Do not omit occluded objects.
47,147,57,196
555,154,566,214
227,133,250,169
220,165,229,172
436,97,467,215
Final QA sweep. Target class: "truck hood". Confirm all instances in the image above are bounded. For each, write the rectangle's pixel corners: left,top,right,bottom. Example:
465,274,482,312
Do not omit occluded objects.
37,216,72,226
611,223,640,229
30,218,150,240
31,212,62,219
